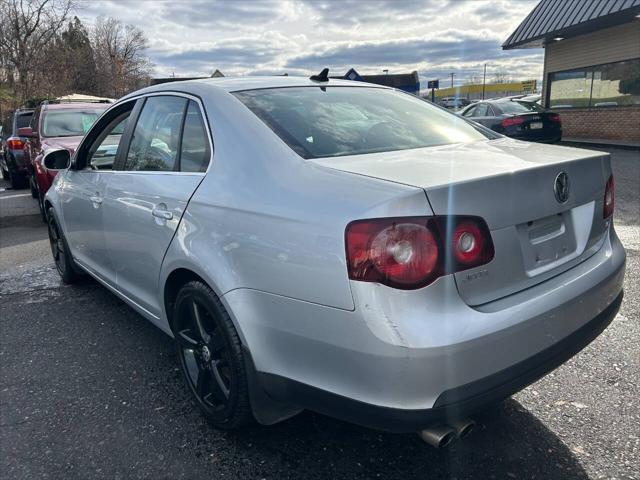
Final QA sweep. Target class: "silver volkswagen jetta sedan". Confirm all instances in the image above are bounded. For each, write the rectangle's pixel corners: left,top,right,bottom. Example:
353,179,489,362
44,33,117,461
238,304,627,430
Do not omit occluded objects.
42,76,625,445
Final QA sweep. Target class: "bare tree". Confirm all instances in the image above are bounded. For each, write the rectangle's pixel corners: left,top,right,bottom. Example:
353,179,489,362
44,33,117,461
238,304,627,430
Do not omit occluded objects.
492,69,511,84
464,75,483,85
0,0,74,102
92,16,152,98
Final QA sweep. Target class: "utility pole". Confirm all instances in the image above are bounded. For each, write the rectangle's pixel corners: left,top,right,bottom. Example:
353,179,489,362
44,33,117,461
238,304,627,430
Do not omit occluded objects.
482,64,487,100
450,72,455,88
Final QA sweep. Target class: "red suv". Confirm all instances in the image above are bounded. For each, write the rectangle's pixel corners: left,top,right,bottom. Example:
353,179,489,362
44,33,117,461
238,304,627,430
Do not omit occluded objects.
19,101,111,219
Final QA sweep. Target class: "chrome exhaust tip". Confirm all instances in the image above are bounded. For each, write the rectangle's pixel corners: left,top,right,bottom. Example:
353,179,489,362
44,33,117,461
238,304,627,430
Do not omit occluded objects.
417,425,458,449
448,418,476,439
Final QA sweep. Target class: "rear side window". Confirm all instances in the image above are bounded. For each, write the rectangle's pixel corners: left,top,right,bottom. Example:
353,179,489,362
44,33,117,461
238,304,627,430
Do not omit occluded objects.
234,87,492,159
16,112,33,129
497,101,544,114
42,109,104,137
179,101,210,172
124,96,187,171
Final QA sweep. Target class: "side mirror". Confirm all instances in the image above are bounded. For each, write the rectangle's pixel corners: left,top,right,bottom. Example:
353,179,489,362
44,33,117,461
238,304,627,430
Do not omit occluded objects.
17,126,35,138
43,149,71,171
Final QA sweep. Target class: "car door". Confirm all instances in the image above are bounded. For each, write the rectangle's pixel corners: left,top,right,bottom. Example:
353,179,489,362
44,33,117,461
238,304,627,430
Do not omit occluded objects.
23,107,41,167
104,94,211,317
59,100,137,285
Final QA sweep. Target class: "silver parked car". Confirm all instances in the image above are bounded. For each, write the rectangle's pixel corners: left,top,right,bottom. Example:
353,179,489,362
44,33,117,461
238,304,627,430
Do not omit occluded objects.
42,76,624,446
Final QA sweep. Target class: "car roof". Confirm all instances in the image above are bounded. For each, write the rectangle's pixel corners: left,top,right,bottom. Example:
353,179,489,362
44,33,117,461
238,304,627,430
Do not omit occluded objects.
485,98,521,104
187,76,388,92
41,102,111,111
123,76,390,102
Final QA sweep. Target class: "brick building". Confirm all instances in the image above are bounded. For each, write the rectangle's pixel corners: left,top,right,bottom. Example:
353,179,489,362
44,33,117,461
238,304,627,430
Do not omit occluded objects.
503,0,640,146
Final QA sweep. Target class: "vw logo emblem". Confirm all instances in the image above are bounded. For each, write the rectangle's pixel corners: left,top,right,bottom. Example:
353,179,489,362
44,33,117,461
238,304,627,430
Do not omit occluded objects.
554,171,570,204
201,345,211,363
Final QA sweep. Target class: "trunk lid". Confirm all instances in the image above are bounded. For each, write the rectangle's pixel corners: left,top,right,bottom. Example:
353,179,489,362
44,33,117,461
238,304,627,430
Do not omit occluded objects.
502,112,561,138
312,138,611,305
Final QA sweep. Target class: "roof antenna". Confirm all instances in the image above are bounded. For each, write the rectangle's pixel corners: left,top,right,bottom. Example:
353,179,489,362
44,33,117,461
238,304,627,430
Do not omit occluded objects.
310,68,329,82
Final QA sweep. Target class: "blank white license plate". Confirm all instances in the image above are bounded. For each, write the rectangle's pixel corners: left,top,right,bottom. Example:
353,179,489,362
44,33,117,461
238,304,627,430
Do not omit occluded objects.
530,122,543,129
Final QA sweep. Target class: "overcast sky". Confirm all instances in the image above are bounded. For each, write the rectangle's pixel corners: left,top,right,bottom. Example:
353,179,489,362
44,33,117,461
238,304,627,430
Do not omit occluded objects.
79,0,543,88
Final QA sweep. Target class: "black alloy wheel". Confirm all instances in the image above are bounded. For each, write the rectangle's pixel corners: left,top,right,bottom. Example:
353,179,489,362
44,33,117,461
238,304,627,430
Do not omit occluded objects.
30,176,38,198
38,189,47,223
173,281,252,429
46,208,78,283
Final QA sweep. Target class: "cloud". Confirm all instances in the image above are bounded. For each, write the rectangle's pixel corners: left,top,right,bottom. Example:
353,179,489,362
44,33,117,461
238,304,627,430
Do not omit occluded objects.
301,0,451,26
159,0,289,28
285,31,519,70
77,0,543,85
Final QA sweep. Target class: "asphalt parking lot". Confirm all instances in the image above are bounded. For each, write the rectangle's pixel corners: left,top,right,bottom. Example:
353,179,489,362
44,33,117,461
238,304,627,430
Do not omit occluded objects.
1,146,638,480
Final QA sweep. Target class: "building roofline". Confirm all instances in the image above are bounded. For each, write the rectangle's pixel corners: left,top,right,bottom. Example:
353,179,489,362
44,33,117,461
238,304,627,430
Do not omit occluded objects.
503,0,640,50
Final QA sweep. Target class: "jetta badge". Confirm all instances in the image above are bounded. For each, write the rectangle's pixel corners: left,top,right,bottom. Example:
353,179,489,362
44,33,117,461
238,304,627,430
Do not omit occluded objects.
554,171,570,203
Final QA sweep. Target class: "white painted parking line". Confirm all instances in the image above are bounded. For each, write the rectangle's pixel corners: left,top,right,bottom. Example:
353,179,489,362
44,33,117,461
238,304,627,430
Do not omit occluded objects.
0,193,31,200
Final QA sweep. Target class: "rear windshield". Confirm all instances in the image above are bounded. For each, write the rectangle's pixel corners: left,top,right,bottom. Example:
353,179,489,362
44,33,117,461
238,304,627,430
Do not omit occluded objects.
42,109,105,137
497,101,544,114
16,112,33,129
234,87,493,159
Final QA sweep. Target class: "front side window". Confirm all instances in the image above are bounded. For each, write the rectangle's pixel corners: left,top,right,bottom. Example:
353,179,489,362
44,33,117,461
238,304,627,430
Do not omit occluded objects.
124,96,187,171
42,108,105,137
474,104,489,116
87,116,130,170
234,87,493,159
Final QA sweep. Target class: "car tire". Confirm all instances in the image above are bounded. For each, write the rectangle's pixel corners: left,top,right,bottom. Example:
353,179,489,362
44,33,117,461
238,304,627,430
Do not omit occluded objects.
38,189,48,223
173,281,254,430
9,170,26,189
30,177,38,198
47,208,80,284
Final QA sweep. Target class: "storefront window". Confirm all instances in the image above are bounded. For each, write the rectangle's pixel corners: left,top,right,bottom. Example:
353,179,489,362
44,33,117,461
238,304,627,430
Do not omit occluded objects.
591,60,640,107
547,58,640,108
548,70,592,108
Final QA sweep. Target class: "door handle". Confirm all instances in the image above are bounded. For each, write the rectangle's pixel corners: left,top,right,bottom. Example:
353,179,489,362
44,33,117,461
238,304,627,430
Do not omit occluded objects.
152,205,173,220
89,195,103,205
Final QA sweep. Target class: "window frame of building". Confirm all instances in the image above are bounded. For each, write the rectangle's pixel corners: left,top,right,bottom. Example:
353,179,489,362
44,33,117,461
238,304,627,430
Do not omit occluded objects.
546,57,640,110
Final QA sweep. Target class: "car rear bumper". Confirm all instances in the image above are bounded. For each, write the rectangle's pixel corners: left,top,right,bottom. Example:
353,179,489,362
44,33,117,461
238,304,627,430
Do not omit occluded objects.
6,150,29,172
223,226,625,432
256,290,622,432
510,131,562,143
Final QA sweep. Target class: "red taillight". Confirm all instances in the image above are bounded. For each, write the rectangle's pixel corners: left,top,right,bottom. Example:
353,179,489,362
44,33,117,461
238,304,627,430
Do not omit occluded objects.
603,175,615,218
7,138,24,150
345,216,494,290
501,116,524,128
549,113,561,123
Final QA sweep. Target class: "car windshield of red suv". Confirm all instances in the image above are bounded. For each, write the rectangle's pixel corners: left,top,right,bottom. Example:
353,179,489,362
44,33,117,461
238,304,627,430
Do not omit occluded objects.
42,109,104,137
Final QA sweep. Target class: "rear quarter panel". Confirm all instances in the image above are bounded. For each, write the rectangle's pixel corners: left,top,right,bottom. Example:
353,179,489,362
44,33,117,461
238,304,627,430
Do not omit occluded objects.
159,84,432,329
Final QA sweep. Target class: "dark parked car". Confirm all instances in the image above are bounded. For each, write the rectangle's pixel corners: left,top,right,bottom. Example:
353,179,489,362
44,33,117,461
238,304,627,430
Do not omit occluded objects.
1,108,35,188
460,99,561,143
